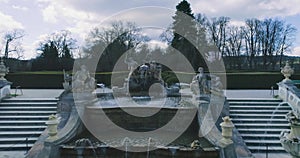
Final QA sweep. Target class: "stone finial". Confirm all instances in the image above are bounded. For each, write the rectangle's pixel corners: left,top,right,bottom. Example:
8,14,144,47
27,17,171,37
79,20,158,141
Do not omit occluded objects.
219,116,234,148
0,58,9,81
46,114,59,140
281,61,294,83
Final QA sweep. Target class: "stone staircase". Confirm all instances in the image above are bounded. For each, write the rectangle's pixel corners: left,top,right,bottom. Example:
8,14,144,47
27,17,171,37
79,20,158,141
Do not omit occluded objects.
229,98,291,153
0,98,57,151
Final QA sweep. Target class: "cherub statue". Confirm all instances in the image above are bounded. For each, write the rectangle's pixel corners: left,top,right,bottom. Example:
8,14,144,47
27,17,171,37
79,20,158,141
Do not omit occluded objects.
72,65,96,92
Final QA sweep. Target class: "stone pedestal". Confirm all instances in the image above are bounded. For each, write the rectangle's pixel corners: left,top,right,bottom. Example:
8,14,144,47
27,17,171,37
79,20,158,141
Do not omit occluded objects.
280,111,300,158
0,58,11,100
0,80,11,100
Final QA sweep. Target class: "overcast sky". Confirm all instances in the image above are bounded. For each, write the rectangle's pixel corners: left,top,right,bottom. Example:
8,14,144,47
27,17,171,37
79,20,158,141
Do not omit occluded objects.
1,0,300,59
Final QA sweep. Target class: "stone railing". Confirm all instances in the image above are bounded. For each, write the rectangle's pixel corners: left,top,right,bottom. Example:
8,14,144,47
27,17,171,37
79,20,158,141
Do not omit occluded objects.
278,61,300,115
278,62,300,158
278,81,300,115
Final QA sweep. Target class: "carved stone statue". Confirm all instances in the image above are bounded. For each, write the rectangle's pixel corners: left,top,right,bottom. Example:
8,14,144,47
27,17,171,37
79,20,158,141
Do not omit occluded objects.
139,64,149,79
72,65,96,93
191,67,209,95
62,70,72,92
0,58,9,81
125,56,138,79
211,76,223,94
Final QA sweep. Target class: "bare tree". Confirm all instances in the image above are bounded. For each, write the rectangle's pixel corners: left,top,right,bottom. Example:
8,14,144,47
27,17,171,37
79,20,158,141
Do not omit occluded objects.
225,26,244,69
279,24,296,66
38,30,78,58
206,16,230,58
2,29,25,59
84,21,149,71
159,26,173,44
243,19,261,69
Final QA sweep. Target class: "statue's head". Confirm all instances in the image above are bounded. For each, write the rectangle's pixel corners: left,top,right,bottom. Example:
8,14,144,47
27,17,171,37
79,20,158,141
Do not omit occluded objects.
198,67,203,73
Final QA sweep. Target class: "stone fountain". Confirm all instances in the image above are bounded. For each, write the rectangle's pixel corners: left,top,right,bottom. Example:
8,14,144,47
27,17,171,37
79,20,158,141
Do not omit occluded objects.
278,61,300,157
26,63,251,158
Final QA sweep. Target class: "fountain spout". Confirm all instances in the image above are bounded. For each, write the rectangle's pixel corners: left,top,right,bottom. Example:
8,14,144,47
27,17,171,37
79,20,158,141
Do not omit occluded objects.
74,138,98,158
122,137,132,158
147,137,153,158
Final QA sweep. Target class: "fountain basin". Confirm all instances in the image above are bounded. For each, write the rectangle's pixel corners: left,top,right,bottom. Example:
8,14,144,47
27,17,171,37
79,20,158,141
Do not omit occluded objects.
60,145,219,158
83,106,200,146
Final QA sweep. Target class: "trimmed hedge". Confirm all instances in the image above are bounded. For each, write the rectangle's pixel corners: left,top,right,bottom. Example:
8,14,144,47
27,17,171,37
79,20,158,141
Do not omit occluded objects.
5,72,300,89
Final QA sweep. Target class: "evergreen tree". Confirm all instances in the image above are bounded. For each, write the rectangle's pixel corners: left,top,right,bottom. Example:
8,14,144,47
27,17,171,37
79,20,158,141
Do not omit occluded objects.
37,41,60,70
171,0,207,70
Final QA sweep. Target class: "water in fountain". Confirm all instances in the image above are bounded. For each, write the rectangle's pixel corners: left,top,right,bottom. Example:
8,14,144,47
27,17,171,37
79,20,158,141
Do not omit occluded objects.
168,146,179,158
258,102,290,153
147,137,152,158
74,138,98,158
122,137,132,158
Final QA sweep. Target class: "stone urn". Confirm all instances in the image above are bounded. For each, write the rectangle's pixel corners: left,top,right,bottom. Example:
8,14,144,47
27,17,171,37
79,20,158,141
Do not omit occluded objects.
281,61,294,83
46,114,59,140
280,111,300,158
0,58,9,81
219,116,234,148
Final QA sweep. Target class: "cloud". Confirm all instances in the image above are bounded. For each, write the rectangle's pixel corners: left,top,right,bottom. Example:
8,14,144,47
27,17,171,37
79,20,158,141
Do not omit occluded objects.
0,0,9,3
27,0,300,58
37,0,100,23
292,46,300,56
12,5,28,11
190,0,300,20
0,11,24,32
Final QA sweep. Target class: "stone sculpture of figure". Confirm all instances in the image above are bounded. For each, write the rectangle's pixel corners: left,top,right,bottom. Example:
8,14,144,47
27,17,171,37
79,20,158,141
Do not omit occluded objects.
154,64,162,80
72,65,96,92
211,76,223,94
139,64,149,79
63,70,72,91
149,61,156,76
125,56,138,79
191,67,209,95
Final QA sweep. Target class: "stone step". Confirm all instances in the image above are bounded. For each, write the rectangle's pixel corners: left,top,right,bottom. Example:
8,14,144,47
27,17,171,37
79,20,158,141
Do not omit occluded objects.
0,126,46,131
0,116,49,120
0,137,38,144
0,102,57,107
0,111,56,116
0,131,43,138
0,120,47,126
230,113,286,119
234,123,289,129
229,99,289,154
232,118,287,124
0,143,34,151
241,133,281,139
227,98,282,102
0,106,57,111
229,101,284,105
0,98,57,152
230,106,291,110
2,98,58,102
244,139,282,146
230,109,290,114
238,128,289,134
247,146,285,152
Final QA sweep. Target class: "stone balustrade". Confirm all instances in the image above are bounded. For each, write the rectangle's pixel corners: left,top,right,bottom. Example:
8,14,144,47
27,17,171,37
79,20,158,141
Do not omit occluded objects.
278,81,300,115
